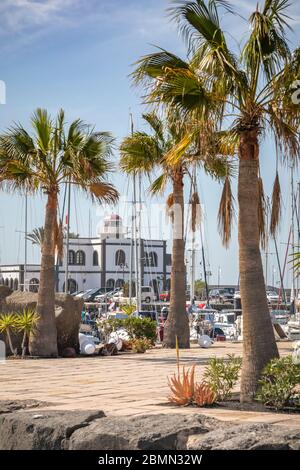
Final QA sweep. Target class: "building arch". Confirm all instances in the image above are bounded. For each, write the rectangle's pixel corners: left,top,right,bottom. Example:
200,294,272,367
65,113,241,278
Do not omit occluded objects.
93,250,99,266
68,250,75,265
115,249,126,266
115,279,125,288
149,251,158,267
29,278,39,293
4,278,9,287
13,278,19,291
63,278,78,294
106,278,115,289
76,250,85,266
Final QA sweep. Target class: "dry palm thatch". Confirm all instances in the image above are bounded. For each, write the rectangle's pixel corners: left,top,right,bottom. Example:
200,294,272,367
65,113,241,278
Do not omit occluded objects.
258,177,266,250
54,219,64,259
166,192,174,224
218,176,235,248
168,365,195,406
193,382,216,407
270,172,282,236
190,191,201,232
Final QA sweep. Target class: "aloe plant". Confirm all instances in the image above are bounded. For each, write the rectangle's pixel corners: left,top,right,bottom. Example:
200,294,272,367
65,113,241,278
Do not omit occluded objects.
0,313,17,356
16,309,40,358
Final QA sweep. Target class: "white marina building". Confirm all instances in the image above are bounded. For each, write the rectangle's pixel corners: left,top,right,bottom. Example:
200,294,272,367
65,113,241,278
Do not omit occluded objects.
0,214,171,296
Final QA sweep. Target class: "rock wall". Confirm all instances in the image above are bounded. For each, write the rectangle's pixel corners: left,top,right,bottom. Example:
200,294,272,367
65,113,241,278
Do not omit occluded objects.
0,401,299,450
0,292,83,355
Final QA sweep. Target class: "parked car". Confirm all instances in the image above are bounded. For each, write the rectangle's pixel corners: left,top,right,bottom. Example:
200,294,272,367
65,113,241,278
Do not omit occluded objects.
132,286,156,304
135,311,158,322
266,290,279,304
159,291,170,302
82,288,108,302
209,288,234,303
94,288,119,302
76,289,93,299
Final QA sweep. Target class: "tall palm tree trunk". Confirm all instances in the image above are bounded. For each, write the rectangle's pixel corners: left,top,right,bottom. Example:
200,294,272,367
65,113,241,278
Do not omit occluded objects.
29,192,58,357
163,168,190,348
238,130,279,402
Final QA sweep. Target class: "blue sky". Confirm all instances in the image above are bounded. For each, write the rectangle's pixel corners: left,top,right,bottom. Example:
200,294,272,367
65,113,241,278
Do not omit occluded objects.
0,0,299,287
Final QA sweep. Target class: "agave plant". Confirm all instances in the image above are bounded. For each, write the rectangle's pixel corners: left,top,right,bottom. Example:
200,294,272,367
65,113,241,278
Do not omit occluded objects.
168,365,195,406
0,313,17,356
15,309,40,358
194,383,216,407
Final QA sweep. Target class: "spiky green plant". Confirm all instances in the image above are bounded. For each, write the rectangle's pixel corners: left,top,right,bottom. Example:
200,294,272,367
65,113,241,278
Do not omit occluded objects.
15,309,40,358
0,313,17,356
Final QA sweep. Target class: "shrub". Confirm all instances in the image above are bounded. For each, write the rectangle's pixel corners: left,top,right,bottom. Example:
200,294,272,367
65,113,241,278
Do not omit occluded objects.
203,354,242,401
0,313,17,356
15,309,40,358
100,316,157,344
256,356,300,410
168,365,216,407
168,365,196,406
194,383,216,407
130,338,152,353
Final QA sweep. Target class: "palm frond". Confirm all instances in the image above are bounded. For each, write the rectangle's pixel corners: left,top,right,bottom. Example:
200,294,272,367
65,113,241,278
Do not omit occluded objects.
166,193,174,223
218,176,235,247
88,182,119,204
150,173,169,195
190,191,201,232
258,176,266,249
242,0,291,84
142,112,164,142
120,132,161,174
270,171,281,236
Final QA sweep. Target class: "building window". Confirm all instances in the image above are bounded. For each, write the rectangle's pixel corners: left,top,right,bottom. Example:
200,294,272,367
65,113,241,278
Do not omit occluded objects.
115,279,124,288
68,250,75,265
4,278,9,287
29,278,39,293
0,278,4,285
149,251,158,267
9,278,13,290
93,251,99,266
115,249,125,266
76,250,85,266
13,279,19,291
63,279,78,294
106,278,115,289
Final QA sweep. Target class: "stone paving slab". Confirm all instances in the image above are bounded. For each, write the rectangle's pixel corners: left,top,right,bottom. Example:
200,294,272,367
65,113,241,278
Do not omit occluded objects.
0,342,299,428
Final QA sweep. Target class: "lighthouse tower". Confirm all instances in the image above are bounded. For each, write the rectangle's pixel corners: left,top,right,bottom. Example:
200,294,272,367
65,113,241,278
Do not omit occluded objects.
98,214,124,239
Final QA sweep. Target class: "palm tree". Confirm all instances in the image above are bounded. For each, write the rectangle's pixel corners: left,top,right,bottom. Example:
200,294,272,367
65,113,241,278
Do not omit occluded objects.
0,109,118,357
26,226,79,250
26,227,45,248
120,112,227,348
132,0,300,400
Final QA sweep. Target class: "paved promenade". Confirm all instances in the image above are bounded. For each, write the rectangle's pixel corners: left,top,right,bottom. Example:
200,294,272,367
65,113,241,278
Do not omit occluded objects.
1,342,299,427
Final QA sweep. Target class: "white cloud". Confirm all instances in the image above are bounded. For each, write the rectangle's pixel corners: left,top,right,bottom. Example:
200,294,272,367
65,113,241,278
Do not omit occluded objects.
0,0,79,33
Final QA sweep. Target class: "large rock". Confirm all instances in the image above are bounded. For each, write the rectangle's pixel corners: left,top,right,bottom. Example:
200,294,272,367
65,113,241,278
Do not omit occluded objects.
66,414,218,450
0,410,105,450
187,423,300,450
4,291,83,355
0,285,12,302
0,407,299,450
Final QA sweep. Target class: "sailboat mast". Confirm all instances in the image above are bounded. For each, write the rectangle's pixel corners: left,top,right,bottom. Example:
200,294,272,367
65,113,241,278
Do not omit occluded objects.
133,172,139,309
129,113,134,304
64,179,71,294
291,165,295,303
24,191,28,292
138,172,142,311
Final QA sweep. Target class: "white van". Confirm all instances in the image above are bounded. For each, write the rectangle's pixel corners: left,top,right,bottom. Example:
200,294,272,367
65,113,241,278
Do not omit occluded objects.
140,286,156,303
